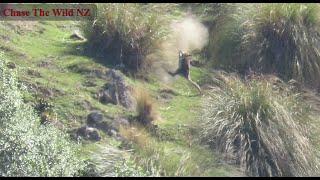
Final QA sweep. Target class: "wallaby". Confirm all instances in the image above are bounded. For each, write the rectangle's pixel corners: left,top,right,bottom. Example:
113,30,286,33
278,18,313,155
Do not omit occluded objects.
169,50,202,94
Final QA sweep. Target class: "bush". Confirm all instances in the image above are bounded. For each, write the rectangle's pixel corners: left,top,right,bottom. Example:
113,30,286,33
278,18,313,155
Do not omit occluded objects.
82,3,172,74
199,73,319,176
210,4,320,88
0,53,84,176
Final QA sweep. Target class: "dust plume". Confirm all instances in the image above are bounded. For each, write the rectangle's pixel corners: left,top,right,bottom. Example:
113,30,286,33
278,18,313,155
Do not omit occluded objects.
171,16,209,53
151,15,209,83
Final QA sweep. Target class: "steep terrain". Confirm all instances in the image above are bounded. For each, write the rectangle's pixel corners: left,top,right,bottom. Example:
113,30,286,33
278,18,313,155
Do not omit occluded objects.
0,21,243,176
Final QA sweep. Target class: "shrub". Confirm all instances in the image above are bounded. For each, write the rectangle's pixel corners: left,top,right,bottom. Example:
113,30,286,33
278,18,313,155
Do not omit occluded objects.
0,53,84,176
210,4,320,88
82,3,172,74
199,73,319,176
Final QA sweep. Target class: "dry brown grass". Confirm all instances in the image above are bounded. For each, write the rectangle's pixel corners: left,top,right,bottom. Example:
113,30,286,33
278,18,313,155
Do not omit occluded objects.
134,87,160,126
119,124,151,148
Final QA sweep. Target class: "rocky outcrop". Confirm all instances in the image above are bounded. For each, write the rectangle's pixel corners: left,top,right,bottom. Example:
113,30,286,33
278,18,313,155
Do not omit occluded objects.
71,110,131,142
97,69,136,110
75,126,101,141
87,111,104,126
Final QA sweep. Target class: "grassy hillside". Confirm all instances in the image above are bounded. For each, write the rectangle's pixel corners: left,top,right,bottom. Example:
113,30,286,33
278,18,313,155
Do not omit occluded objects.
0,20,243,176
1,3,320,177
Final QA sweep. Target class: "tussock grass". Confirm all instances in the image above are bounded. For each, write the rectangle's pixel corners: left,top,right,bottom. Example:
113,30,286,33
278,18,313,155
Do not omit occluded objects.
82,3,173,74
134,88,160,126
199,73,319,176
210,4,320,88
119,124,205,176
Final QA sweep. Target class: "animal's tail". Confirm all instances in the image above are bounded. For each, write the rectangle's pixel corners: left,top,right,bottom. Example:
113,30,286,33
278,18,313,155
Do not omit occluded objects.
188,79,202,95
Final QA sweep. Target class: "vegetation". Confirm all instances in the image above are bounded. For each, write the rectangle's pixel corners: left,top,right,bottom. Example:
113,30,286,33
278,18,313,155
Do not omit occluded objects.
0,53,84,176
1,3,320,177
199,73,319,176
134,87,159,126
82,4,175,74
209,4,320,88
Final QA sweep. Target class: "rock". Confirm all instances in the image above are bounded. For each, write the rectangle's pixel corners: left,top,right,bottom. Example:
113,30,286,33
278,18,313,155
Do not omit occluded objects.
76,126,101,141
87,128,101,141
95,120,111,133
87,111,104,126
104,69,136,110
97,88,118,105
86,112,114,133
7,62,16,69
110,117,130,131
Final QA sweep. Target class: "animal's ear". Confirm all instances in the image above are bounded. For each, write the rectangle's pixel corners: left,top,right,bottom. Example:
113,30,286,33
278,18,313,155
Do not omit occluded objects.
179,50,183,57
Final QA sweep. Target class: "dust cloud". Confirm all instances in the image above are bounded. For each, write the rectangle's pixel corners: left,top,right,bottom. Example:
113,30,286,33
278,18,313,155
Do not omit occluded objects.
171,16,209,53
151,15,209,83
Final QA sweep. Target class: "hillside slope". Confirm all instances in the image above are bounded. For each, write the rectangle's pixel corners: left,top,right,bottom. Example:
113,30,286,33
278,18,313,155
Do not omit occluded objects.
0,21,243,176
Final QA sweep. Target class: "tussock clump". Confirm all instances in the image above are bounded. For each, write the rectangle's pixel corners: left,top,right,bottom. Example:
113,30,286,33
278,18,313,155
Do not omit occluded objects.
211,4,320,88
134,88,159,126
200,73,319,176
82,3,172,74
